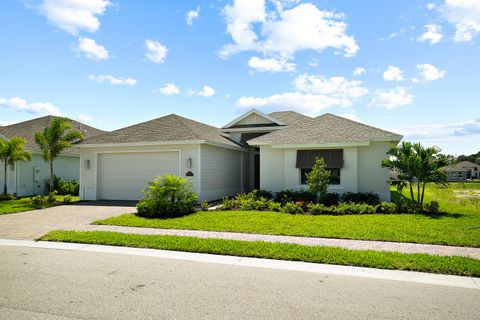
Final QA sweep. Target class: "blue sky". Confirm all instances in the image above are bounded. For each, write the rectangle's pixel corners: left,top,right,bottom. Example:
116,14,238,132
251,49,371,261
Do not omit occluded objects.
0,0,479,155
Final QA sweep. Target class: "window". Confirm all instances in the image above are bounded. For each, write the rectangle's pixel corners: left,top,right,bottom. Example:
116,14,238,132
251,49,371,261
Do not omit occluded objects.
300,168,341,185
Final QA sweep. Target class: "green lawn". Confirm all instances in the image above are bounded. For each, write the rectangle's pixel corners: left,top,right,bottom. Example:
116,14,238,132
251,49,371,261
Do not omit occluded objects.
40,230,480,277
94,182,480,247
0,195,80,215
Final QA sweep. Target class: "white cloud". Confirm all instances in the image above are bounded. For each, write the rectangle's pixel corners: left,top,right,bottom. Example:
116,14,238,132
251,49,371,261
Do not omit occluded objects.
75,37,109,60
0,97,63,116
427,3,436,10
0,120,19,126
189,85,215,97
337,111,361,122
75,114,95,123
368,87,414,109
353,67,366,76
186,6,200,26
417,24,443,44
411,77,420,84
236,73,368,115
247,56,295,72
39,0,110,35
220,1,358,64
145,39,168,64
383,66,405,81
416,63,446,81
439,0,480,42
154,83,181,95
396,119,480,140
88,75,137,86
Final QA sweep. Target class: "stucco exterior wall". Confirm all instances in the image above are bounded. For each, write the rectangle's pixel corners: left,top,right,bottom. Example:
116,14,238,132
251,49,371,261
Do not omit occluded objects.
357,141,392,201
79,144,200,201
200,144,242,201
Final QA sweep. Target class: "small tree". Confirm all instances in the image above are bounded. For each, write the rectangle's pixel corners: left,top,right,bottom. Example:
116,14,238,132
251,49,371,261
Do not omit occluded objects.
0,137,32,195
306,157,330,203
34,118,84,192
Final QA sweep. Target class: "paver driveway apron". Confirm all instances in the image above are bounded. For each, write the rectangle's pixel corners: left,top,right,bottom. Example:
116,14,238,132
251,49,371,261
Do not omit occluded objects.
0,201,136,240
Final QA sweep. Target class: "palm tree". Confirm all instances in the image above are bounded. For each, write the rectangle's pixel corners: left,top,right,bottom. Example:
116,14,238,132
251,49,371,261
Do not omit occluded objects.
0,137,32,195
34,118,84,192
381,141,451,206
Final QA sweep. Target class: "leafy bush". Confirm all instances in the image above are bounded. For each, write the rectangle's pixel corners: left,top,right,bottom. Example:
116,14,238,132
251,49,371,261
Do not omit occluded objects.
375,202,397,214
281,201,304,214
424,201,440,214
201,201,209,211
219,197,235,210
307,203,335,215
393,197,420,214
63,195,72,204
341,192,380,205
335,203,376,215
274,189,315,205
319,193,340,206
30,195,46,206
255,189,273,199
53,176,79,196
0,193,17,201
267,200,282,212
47,191,58,203
135,175,198,218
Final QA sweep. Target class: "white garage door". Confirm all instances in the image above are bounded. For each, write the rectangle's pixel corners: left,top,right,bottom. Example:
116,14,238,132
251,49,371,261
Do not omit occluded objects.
97,151,180,200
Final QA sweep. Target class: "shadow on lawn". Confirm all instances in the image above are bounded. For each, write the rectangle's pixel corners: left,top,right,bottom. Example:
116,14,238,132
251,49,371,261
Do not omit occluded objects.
390,190,465,219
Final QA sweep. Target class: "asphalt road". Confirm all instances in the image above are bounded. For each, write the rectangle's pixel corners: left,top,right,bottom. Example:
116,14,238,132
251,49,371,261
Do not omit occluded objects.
1,246,479,320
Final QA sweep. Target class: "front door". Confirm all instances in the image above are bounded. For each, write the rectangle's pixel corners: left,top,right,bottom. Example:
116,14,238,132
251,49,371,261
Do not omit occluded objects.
254,154,260,190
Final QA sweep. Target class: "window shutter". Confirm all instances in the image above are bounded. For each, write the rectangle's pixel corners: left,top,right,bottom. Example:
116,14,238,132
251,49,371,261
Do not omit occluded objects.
296,149,343,169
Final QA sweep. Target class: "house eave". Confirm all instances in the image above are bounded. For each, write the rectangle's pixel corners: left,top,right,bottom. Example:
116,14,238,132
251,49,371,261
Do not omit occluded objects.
79,140,246,151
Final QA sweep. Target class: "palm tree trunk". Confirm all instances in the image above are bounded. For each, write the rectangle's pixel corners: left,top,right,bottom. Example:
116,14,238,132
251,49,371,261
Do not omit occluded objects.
3,161,7,196
409,180,414,202
421,182,426,205
49,160,54,193
417,181,421,204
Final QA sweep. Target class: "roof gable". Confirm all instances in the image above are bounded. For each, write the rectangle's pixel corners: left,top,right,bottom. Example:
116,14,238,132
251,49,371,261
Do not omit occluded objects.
222,109,286,129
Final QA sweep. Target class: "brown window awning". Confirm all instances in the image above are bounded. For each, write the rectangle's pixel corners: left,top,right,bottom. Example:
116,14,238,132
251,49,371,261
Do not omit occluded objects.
296,149,343,169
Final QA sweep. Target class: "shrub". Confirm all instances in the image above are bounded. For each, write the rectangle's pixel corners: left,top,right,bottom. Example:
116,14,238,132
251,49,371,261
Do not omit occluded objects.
281,201,304,214
47,191,58,204
201,201,209,211
375,202,397,214
255,189,273,200
394,197,420,214
274,189,316,205
424,201,440,214
307,203,335,215
319,193,340,206
30,195,46,206
306,157,330,201
219,197,235,210
135,175,198,218
336,203,376,215
267,200,282,212
239,198,256,211
63,195,72,204
0,193,17,201
341,192,380,205
53,176,80,196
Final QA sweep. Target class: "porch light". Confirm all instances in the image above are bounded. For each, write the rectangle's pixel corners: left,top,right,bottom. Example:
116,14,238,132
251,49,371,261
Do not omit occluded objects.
186,157,192,168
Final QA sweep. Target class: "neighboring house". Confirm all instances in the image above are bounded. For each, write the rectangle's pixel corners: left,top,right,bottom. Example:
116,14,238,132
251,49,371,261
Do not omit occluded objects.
0,116,105,196
78,109,402,202
443,161,480,181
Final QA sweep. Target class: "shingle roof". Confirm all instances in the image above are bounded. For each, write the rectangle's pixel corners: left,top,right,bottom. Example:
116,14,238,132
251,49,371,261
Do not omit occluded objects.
268,111,314,126
443,161,479,172
0,116,106,155
82,114,241,148
248,113,402,145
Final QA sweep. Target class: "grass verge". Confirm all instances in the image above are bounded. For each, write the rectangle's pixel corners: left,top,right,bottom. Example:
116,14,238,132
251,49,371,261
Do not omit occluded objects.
40,230,480,277
0,196,80,215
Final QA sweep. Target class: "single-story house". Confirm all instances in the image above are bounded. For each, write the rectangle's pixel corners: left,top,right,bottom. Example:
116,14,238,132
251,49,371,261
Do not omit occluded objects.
78,109,402,202
443,161,480,181
0,116,105,196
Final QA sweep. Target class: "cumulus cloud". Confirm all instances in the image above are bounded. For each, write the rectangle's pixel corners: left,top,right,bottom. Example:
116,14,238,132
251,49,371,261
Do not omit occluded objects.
220,1,358,72
236,73,368,115
383,66,405,81
417,24,443,44
440,0,480,42
38,0,110,35
75,37,109,60
154,83,181,95
189,85,215,97
416,64,446,81
88,75,137,86
396,119,480,140
368,87,414,109
353,67,366,76
248,56,295,72
145,39,168,64
0,97,63,116
186,6,200,26
75,114,95,123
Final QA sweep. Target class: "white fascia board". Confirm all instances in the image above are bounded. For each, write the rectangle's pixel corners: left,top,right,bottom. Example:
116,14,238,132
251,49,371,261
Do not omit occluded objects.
369,135,403,142
220,126,284,133
221,108,286,128
269,142,371,148
79,140,246,152
203,140,247,152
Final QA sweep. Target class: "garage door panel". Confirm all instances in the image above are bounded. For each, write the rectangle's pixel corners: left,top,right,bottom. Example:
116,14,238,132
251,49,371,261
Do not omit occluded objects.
97,152,180,200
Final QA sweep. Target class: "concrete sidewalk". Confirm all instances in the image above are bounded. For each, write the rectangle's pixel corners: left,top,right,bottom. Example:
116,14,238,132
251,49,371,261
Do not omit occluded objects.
66,224,480,259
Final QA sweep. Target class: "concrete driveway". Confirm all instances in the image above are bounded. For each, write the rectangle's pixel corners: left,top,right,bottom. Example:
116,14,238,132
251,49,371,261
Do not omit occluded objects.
0,201,136,240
